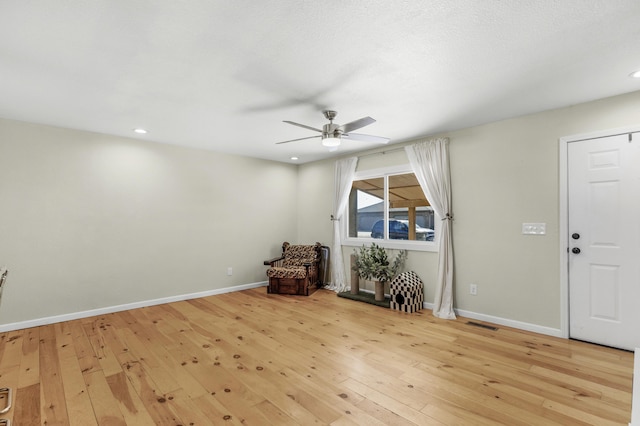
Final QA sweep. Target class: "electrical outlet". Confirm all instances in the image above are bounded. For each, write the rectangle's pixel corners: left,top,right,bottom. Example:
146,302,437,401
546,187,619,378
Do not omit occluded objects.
470,283,478,295
227,267,233,276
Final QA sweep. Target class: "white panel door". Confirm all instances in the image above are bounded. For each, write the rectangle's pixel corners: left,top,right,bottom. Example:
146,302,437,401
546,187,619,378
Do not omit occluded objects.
568,132,640,351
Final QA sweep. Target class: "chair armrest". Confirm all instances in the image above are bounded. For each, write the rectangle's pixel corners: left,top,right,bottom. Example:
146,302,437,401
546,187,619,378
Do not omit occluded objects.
264,256,284,266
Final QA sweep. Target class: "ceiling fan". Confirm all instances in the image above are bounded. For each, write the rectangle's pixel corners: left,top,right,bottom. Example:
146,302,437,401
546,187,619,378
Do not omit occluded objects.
276,110,390,148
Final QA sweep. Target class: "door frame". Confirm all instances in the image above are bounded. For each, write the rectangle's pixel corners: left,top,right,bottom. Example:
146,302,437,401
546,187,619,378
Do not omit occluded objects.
558,124,640,339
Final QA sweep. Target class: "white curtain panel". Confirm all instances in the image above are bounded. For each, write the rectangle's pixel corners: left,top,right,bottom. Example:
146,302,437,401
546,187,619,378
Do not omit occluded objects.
405,138,456,319
328,157,358,292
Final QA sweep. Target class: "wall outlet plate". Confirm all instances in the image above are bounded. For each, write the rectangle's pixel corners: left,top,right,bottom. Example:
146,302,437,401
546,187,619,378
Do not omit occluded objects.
522,223,546,235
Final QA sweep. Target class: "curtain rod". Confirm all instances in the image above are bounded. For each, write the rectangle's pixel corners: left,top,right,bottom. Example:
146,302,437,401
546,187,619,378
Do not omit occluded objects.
356,136,449,159
357,146,406,159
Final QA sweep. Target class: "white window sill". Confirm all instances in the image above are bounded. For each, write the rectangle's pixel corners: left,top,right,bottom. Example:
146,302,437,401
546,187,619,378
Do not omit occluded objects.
342,237,439,253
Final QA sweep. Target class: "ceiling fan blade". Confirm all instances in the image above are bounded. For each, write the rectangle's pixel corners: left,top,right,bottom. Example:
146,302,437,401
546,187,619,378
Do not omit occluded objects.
276,135,321,145
283,120,323,133
343,133,390,144
339,116,376,133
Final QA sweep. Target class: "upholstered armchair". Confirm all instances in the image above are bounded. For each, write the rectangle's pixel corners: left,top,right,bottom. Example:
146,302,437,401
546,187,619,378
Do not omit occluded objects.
264,242,322,295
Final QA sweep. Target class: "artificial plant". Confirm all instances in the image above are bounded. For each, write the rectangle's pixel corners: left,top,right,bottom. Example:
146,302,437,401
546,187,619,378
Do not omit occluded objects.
352,243,407,283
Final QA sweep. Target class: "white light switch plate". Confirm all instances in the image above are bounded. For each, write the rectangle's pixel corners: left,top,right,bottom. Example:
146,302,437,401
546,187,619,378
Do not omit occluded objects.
522,223,546,235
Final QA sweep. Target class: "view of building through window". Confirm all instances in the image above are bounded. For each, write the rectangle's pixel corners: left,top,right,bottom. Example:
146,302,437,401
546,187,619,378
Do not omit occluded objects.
347,172,434,242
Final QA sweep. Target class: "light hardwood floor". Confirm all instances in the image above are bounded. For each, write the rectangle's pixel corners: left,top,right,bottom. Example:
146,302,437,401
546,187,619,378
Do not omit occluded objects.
0,287,633,425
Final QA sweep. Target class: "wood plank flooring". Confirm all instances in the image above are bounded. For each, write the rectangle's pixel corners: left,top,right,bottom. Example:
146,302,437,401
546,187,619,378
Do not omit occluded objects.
0,287,633,425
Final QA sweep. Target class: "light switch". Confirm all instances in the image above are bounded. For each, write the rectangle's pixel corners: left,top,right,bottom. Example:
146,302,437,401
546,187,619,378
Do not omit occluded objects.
522,223,546,235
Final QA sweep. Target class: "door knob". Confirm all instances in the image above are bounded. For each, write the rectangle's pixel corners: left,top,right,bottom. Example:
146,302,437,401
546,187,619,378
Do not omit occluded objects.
572,247,581,254
572,233,580,240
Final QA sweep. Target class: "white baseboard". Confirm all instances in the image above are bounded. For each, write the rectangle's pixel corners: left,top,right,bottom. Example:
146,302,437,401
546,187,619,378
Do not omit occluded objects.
0,281,268,333
351,291,564,338
423,302,564,338
353,291,563,338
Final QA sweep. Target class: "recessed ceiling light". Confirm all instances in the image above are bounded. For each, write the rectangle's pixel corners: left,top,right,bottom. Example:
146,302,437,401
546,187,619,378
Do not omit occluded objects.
290,156,299,161
629,70,640,78
133,128,148,134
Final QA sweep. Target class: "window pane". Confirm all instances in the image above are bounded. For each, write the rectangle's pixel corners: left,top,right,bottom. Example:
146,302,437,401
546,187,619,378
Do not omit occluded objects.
348,177,384,239
388,173,434,241
346,171,436,246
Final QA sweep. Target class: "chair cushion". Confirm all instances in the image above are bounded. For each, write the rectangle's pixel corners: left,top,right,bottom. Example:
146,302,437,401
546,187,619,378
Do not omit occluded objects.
267,266,308,279
282,245,318,267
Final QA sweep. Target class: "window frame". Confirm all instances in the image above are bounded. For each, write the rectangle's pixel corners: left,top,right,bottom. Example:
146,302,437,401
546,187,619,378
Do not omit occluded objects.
341,164,440,252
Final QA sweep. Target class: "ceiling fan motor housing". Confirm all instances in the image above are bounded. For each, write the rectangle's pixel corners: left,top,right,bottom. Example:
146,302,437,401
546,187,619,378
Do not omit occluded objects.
323,122,342,138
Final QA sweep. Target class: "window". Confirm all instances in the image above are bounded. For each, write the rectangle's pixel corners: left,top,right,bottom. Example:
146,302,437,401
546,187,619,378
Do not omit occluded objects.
343,165,438,251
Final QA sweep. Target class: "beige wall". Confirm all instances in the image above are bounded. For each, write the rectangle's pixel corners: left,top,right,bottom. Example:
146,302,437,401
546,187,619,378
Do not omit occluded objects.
0,119,298,324
3,89,640,331
297,89,640,329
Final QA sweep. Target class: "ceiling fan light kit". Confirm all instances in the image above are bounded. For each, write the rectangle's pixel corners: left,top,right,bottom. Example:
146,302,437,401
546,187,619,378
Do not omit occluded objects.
321,136,341,147
277,110,390,148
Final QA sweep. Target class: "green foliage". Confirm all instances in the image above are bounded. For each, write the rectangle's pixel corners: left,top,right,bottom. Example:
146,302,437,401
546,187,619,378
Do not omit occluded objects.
352,243,407,283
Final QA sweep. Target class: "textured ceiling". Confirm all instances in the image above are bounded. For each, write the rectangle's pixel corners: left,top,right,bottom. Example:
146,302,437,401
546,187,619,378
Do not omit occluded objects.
1,1,640,163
